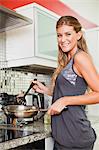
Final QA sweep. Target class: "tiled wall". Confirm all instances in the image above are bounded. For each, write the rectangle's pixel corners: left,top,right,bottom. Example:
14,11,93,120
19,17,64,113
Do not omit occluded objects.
0,69,51,94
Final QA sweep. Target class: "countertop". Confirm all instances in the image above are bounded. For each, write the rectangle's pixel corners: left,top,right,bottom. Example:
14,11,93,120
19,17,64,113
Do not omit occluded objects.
0,115,98,150
0,120,51,150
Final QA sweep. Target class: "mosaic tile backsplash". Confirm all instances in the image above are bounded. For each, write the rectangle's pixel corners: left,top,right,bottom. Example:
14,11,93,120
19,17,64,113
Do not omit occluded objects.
0,69,51,95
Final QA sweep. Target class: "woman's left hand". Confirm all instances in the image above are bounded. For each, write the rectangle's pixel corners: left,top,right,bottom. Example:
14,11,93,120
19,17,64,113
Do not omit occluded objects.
47,98,67,115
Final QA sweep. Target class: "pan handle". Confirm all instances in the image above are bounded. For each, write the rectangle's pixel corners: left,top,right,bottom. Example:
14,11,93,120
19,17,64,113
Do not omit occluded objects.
38,107,67,112
38,108,48,112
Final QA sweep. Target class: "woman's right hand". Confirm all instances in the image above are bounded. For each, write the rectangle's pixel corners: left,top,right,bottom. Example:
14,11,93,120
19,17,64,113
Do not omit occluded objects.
32,80,50,95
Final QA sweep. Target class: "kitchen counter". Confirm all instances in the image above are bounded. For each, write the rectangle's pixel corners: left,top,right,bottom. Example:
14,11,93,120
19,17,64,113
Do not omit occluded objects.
0,120,51,150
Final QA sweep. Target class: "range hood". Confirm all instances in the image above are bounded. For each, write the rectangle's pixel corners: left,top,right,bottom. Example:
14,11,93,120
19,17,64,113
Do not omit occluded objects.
6,64,55,75
0,5,33,33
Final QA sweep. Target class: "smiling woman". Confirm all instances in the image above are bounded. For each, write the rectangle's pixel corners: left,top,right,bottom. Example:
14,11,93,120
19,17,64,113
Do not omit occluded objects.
31,15,99,150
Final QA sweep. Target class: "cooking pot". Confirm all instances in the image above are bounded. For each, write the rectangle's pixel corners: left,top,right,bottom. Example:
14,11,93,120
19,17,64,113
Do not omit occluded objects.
2,105,48,118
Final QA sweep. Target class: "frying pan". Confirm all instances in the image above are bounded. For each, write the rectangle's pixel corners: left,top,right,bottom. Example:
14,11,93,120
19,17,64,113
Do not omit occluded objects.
2,105,48,118
2,82,47,118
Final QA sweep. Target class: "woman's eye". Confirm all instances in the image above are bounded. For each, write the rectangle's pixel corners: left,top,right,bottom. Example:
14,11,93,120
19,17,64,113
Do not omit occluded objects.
57,34,61,37
66,33,71,36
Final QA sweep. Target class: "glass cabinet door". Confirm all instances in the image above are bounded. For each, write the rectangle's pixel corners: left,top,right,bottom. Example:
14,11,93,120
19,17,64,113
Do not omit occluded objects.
34,7,59,60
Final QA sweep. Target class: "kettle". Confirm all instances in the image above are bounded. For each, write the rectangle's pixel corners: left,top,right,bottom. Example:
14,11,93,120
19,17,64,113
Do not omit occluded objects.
32,79,45,109
32,93,41,108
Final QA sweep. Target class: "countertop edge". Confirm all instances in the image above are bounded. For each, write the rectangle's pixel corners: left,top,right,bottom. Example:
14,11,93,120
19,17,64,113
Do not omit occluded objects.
0,131,51,150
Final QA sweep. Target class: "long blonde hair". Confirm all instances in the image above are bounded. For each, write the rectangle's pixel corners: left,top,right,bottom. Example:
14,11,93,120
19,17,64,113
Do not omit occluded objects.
50,16,89,93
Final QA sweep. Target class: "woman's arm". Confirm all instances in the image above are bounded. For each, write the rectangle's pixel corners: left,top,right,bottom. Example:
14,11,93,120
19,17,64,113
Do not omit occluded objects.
48,51,99,115
64,51,99,106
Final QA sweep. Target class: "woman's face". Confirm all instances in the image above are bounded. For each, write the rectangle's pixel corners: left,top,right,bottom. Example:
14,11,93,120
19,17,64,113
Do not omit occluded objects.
57,25,81,53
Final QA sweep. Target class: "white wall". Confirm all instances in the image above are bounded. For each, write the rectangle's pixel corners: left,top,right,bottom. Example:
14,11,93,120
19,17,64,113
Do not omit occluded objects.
85,28,99,69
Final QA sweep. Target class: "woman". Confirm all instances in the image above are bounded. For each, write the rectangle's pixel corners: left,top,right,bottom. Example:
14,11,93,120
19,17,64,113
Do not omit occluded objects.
32,16,99,150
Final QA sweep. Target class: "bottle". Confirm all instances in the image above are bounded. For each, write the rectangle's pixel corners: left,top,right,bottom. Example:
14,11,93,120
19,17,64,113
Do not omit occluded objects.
44,112,51,125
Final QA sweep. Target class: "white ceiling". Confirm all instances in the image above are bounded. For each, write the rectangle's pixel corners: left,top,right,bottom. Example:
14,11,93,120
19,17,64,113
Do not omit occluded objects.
60,0,99,25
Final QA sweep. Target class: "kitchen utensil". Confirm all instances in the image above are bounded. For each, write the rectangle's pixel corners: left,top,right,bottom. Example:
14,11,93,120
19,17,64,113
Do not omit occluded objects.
17,82,35,105
2,105,48,118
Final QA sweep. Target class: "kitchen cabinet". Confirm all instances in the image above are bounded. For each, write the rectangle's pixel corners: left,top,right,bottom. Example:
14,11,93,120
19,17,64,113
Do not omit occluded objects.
6,3,59,69
34,5,58,60
0,32,6,65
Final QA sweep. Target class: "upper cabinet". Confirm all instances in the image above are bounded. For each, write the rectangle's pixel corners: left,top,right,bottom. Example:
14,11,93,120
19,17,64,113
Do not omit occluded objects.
35,6,58,60
6,3,59,69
